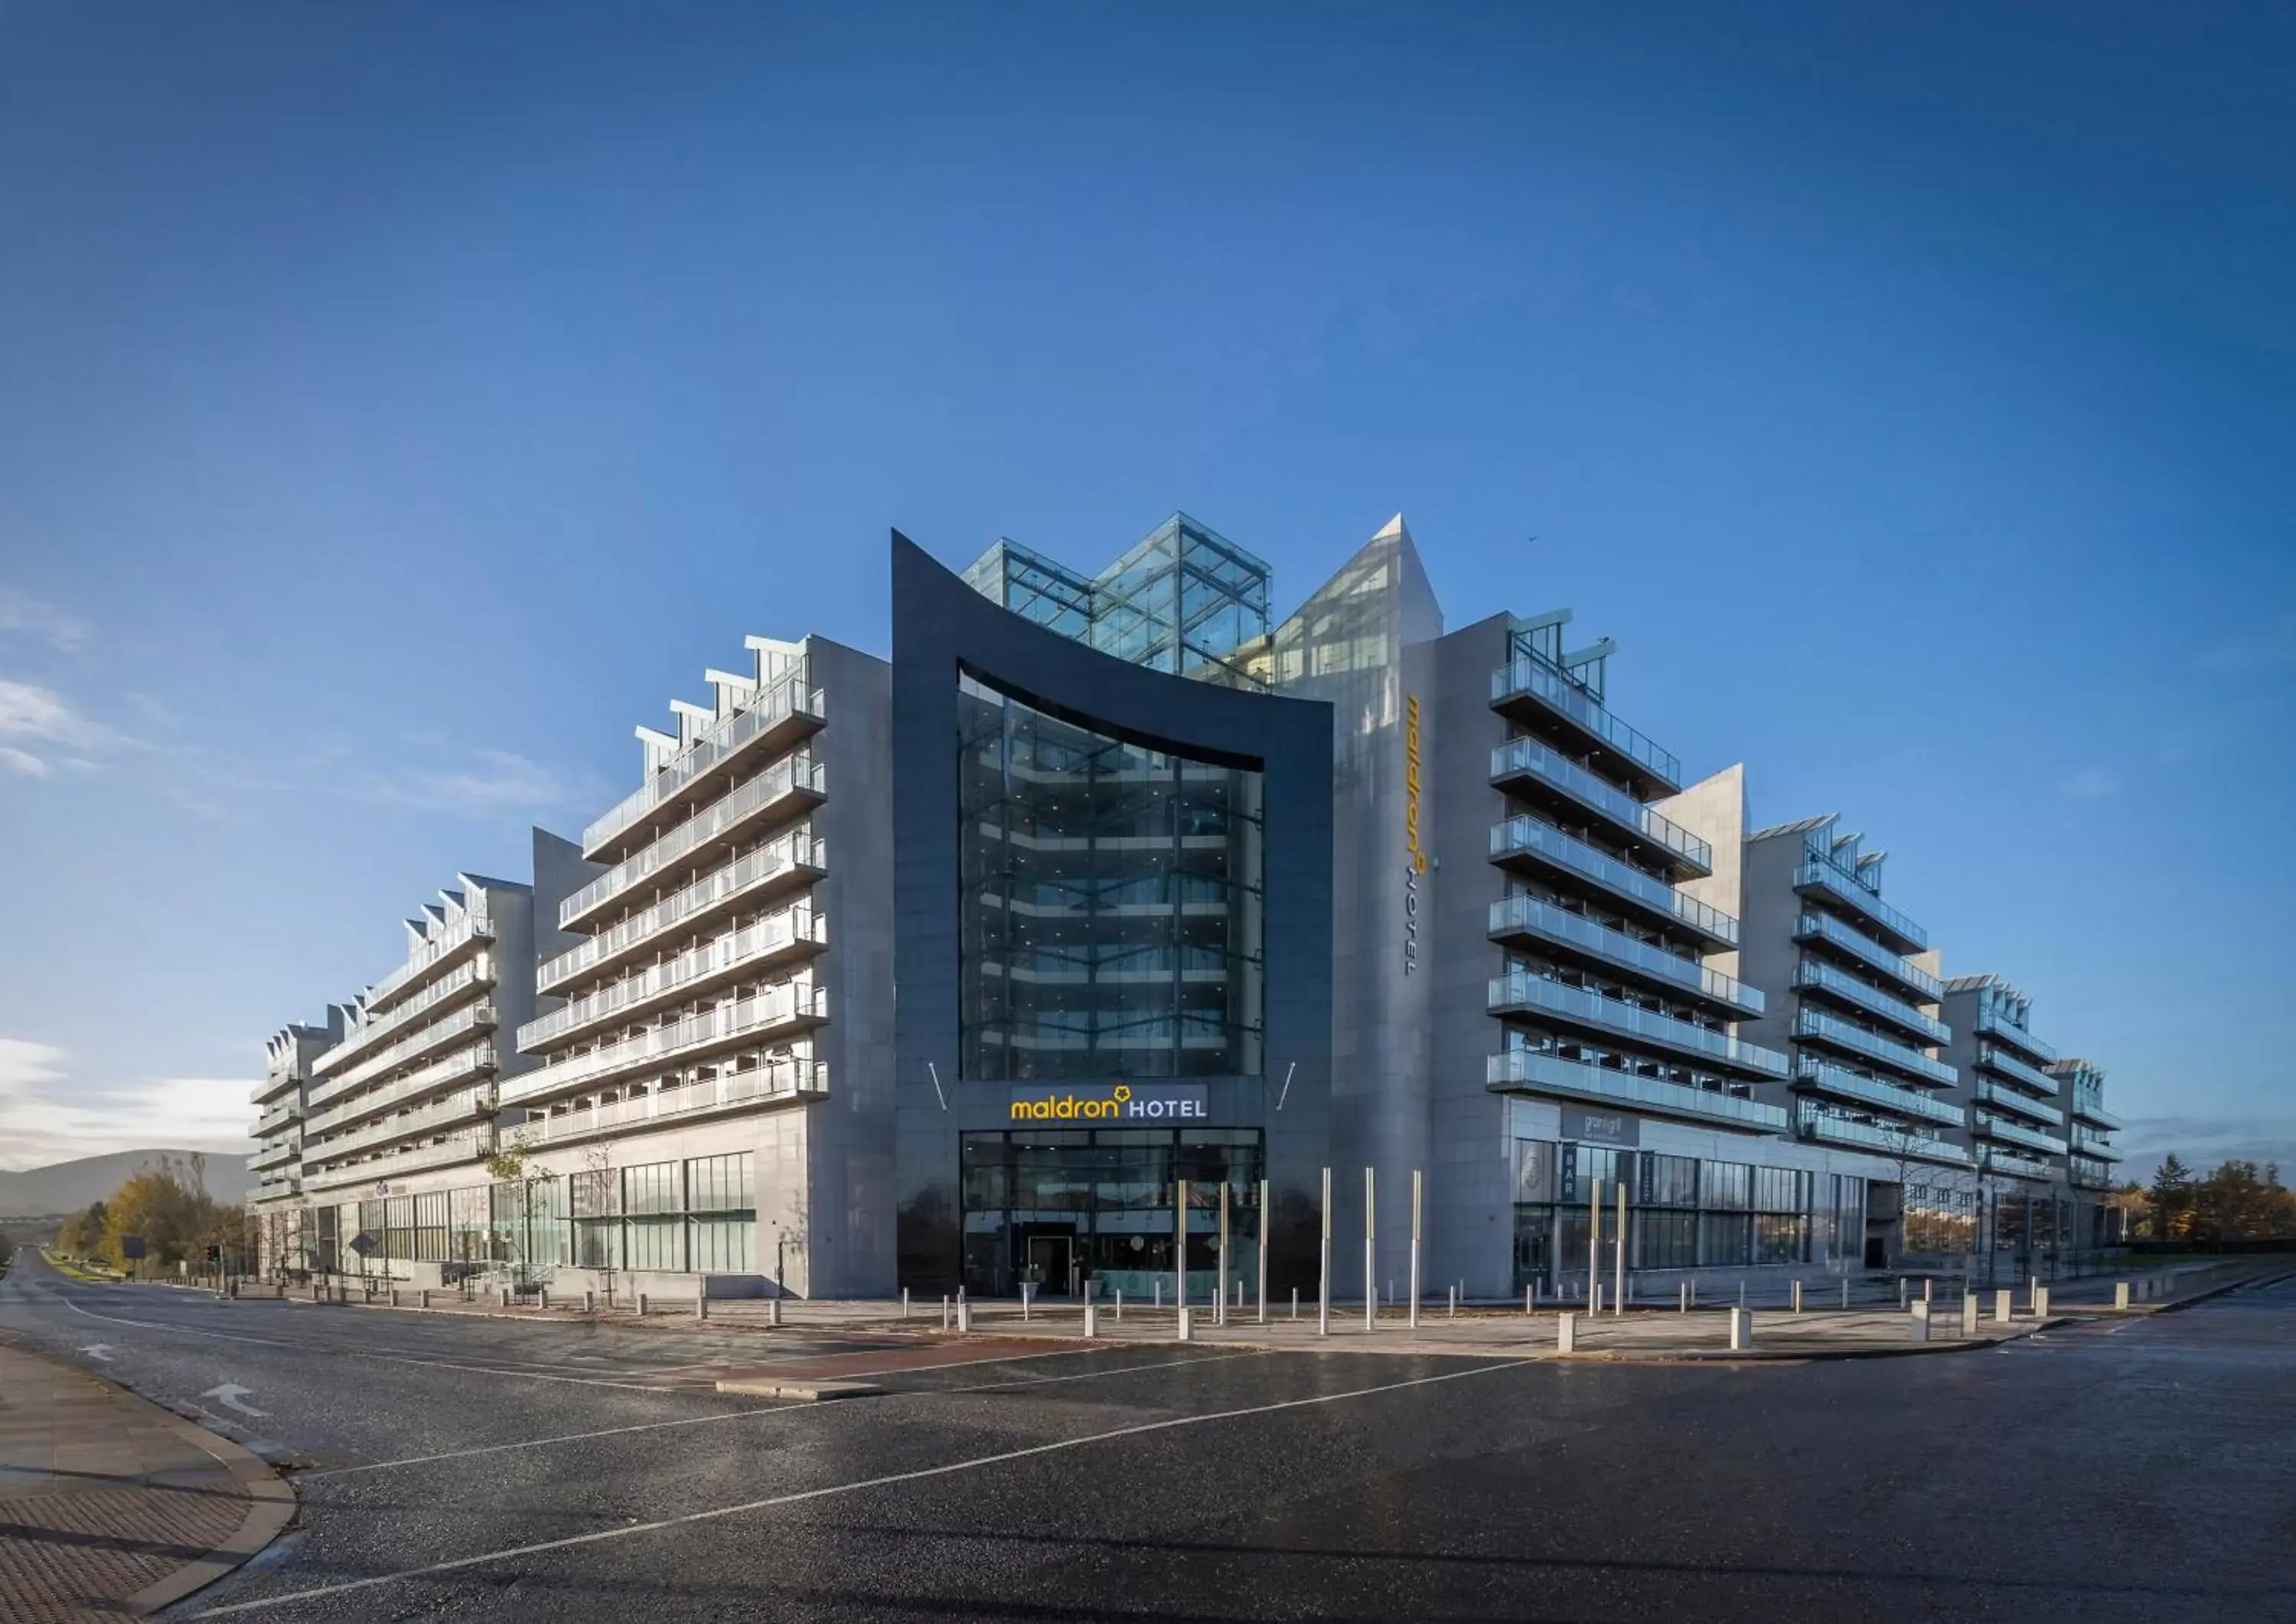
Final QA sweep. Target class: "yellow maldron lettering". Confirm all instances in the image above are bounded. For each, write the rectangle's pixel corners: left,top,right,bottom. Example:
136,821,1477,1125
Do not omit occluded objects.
1008,1085,1132,1123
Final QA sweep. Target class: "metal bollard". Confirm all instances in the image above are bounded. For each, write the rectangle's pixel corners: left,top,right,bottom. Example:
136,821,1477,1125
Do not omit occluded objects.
768,1294,782,1327
1154,1280,1162,1310
1791,1280,1803,1315
636,1291,649,1316
1290,1287,1298,1321
1527,1283,1535,1317
1557,1312,1577,1353
1962,1292,1979,1336
2115,1280,2131,1311
1593,1283,1604,1314
941,1293,951,1331
419,1288,429,1309
1679,1281,1690,1313
1728,1306,1752,1351
389,1287,400,1308
1842,1279,1851,1309
956,1298,972,1333
538,1287,549,1311
1910,1301,1931,1342
1738,1280,1746,1309
902,1287,911,1319
1448,1285,1457,1319
1899,1279,1909,1307
1176,1306,1194,1342
583,1290,595,1314
1117,1289,1124,1321
1923,1278,1933,1303
1083,1301,1098,1337
1022,1282,1032,1322
697,1286,708,1321
1994,1288,2011,1324
499,1286,511,1309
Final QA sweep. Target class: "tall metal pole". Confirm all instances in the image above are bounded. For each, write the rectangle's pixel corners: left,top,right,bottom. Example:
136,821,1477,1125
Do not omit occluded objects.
1217,1179,1230,1326
1364,1166,1378,1331
1614,1178,1627,1316
1318,1166,1332,1336
1409,1169,1424,1330
1257,1176,1270,1325
1175,1179,1189,1314
1588,1178,1602,1315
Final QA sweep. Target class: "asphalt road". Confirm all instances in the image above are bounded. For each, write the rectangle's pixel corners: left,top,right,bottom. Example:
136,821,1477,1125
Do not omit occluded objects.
4,1248,2292,1622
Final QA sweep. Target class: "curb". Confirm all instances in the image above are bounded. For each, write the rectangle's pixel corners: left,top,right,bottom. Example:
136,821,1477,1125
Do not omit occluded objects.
6,1344,298,1618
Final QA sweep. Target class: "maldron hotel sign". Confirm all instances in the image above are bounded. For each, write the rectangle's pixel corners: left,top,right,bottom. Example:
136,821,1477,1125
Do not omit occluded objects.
1008,1083,1210,1123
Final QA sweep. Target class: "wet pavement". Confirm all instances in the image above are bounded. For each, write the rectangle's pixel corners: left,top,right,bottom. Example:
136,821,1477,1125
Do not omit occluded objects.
3,1249,2291,1622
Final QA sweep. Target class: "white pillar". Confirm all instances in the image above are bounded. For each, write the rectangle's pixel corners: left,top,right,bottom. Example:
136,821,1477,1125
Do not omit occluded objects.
1408,1169,1423,1331
1083,1301,1098,1338
1791,1280,1803,1314
1364,1166,1378,1332
1961,1292,1979,1336
1728,1306,1752,1351
1218,1180,1230,1329
1994,1288,2012,1323
2115,1280,2131,1311
1257,1177,1270,1326
1910,1301,1932,1342
1557,1312,1577,1353
1319,1166,1332,1337
1176,1305,1193,1342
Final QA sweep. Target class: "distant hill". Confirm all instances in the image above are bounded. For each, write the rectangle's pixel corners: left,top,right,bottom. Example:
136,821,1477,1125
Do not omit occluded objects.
0,1149,253,1216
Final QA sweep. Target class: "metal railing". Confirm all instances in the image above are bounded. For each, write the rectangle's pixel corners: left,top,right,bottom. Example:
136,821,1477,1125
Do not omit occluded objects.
1973,1078,2066,1128
1794,1102,1971,1163
1488,973,1786,1076
1794,857,1928,951
520,906,828,1051
582,668,825,857
1791,956,1950,1042
308,1002,497,1103
1792,911,1942,1000
364,912,493,1013
1489,657,1683,791
1488,739,1710,871
513,1058,827,1146
314,963,486,1076
306,1044,494,1133
306,1088,493,1163
1975,1112,2068,1157
1792,1059,1965,1127
1792,1008,1956,1087
1489,815,1738,944
1979,1146,2055,1181
1977,1043,2060,1097
1976,1009,2058,1065
1486,895,1761,1013
502,981,829,1107
1486,1048,1787,1130
2069,1093,2122,1131
304,1131,491,1192
561,753,825,929
538,831,824,993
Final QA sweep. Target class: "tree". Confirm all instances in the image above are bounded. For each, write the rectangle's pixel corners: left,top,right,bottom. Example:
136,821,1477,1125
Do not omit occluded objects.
484,1133,557,1277
2147,1153,2195,1240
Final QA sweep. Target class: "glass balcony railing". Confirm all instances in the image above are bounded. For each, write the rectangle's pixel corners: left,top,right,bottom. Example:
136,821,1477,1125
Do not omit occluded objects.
1973,1079,2065,1128
2070,1124,2120,1157
1489,657,1682,792
247,1139,300,1171
514,1058,827,1147
2069,1093,2122,1131
1795,1103,1971,1165
2069,1155,2118,1189
1486,1048,1787,1131
1976,1043,2060,1098
1976,1009,2057,1065
1488,739,1711,873
308,1002,497,1102
502,982,829,1107
305,1043,494,1133
304,1131,491,1192
1489,973,1787,1077
582,668,825,859
1486,895,1761,1014
306,1087,494,1165
561,753,825,929
314,962,488,1077
539,831,825,993
1792,1009,1957,1087
1980,1145,2055,1182
520,906,829,1051
1792,911,1942,1000
1792,1059,1965,1127
1490,816,1738,946
364,912,492,1015
1794,857,1928,951
1974,1113,2068,1157
1792,957,1950,1043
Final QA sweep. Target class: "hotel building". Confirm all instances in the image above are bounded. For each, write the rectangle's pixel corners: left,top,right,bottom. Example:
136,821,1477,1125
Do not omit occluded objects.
1941,973,2073,1277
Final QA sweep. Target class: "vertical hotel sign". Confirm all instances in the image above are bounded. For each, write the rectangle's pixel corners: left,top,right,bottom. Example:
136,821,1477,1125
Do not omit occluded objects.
1404,694,1426,973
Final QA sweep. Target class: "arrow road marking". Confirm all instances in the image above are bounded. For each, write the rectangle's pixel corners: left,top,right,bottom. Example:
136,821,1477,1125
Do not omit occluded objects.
80,1344,114,1361
201,1383,268,1418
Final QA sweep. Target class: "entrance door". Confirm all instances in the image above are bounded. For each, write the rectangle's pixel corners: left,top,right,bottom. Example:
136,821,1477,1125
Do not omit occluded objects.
1026,1234,1075,1296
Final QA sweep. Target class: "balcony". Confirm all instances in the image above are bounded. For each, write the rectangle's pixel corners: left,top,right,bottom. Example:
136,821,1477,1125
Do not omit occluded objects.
252,1101,305,1138
1489,657,1682,797
1792,957,1949,1044
252,1175,303,1202
1795,1104,1972,1166
1976,1009,2057,1065
314,962,488,1078
1489,973,1788,1078
520,906,829,1052
364,912,493,1016
1976,1043,2060,1098
1981,1145,2055,1182
305,1044,494,1133
1793,1009,1957,1087
1792,1059,1965,1127
1973,1079,2066,1128
1974,1113,2069,1157
501,981,830,1108
1793,858,1928,954
304,1131,492,1193
2070,1127,2121,1159
1486,1048,1787,1132
1488,739,1710,878
250,1065,305,1107
247,1139,300,1172
513,1058,827,1149
1487,895,1761,1016
540,833,826,995
1792,911,1942,1001
2069,1094,2123,1131
307,1002,497,1105
561,753,826,932
2069,1155,2118,1190
307,1088,494,1165
582,669,827,863
1489,816,1737,947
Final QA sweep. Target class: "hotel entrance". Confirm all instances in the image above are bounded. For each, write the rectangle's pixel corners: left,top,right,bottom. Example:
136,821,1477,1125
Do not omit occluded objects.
960,1126,1264,1300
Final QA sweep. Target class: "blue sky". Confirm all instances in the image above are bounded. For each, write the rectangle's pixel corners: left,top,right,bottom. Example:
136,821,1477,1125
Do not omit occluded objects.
1,5,2289,1176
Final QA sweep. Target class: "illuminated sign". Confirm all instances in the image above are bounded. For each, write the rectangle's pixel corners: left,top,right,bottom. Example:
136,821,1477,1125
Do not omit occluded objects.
1404,693,1427,973
1008,1083,1209,1123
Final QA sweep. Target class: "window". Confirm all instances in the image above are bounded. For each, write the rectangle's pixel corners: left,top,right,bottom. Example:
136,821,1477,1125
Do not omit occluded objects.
690,1217,755,1273
624,1162,681,1216
625,1216,682,1271
689,1153,753,1213
1639,1210,1698,1269
1702,1162,1751,1211
1642,1154,1698,1208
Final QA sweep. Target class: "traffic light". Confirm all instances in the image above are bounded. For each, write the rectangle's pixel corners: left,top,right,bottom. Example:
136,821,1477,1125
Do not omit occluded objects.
207,1244,222,1264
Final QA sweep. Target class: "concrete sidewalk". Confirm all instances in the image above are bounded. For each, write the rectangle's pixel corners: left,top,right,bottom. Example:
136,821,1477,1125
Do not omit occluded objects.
0,1338,292,1622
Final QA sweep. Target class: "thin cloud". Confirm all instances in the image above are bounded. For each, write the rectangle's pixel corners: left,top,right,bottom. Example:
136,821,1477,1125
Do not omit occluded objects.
347,747,577,815
0,1039,249,1171
0,678,77,742
0,587,87,651
0,746,50,778
2059,766,2118,797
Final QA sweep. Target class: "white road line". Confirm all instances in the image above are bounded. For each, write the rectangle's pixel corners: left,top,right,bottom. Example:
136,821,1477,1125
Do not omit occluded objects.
192,1358,1517,1616
295,1350,1264,1480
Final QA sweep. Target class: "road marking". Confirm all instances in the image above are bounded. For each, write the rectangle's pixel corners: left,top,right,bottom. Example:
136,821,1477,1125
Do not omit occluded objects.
191,1358,1517,1616
203,1382,269,1417
80,1343,114,1361
295,1350,1264,1480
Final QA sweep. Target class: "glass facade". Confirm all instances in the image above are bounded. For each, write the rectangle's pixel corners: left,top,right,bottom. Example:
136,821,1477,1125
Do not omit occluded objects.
959,1127,1263,1300
957,674,1264,1081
